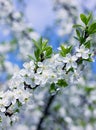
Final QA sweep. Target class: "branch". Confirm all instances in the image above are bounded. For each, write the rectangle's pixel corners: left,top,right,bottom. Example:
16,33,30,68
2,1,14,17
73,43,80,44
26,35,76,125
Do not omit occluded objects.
36,93,57,130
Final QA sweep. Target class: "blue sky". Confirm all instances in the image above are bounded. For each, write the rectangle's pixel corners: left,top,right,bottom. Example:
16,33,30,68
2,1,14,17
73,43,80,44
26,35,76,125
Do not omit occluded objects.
26,0,55,33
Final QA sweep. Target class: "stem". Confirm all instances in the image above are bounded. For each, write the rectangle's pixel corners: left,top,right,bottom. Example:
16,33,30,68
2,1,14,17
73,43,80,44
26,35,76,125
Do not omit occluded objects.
36,93,56,130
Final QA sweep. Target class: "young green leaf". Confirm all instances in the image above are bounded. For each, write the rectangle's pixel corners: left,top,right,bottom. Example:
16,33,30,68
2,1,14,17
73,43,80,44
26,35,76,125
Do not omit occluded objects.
84,86,95,94
38,37,42,49
49,83,56,93
87,12,92,24
34,49,40,61
42,40,48,51
44,46,52,58
32,39,40,49
88,22,96,34
84,40,91,48
73,24,83,28
74,36,79,41
57,79,68,87
80,14,88,25
60,45,72,57
76,29,80,38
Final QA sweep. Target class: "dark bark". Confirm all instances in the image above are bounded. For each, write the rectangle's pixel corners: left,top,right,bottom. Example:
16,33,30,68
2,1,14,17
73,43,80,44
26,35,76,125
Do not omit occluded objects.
36,94,56,130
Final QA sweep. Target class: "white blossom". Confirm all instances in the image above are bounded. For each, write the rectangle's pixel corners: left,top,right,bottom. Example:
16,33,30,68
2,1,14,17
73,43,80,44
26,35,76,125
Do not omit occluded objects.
76,45,90,59
63,54,77,71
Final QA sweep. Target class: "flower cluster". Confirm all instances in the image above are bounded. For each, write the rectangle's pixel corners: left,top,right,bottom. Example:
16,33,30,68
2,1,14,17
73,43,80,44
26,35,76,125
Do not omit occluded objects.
0,36,94,123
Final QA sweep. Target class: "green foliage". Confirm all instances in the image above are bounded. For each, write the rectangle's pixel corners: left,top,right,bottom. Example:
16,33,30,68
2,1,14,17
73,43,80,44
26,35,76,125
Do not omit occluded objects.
49,79,68,94
49,83,56,93
32,37,53,61
80,13,92,25
57,79,68,87
84,86,95,94
79,120,86,127
53,104,61,112
88,22,96,34
84,57,93,62
0,97,2,100
73,24,83,28
60,44,72,57
34,48,40,61
73,13,96,47
80,14,88,25
76,29,81,38
84,40,91,48
10,120,13,126
14,109,20,113
27,28,33,32
0,116,2,123
43,46,52,58
17,100,22,107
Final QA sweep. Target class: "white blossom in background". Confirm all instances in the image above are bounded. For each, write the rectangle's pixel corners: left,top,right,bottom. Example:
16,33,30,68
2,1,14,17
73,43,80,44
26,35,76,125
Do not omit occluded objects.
0,0,40,91
0,0,40,63
53,0,81,36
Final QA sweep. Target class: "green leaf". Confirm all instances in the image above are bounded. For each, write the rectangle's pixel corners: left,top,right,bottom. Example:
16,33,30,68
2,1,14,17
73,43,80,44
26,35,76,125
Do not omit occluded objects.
77,58,83,65
88,105,94,111
54,104,61,111
60,45,72,57
67,46,72,53
42,40,48,51
80,14,88,25
84,40,91,48
27,28,33,32
79,36,86,44
38,37,42,49
17,100,22,107
34,49,40,61
73,24,83,28
49,83,56,93
76,29,80,38
87,12,92,24
57,79,68,87
84,58,93,62
10,121,13,126
88,22,96,34
84,86,94,94
45,46,52,58
15,109,20,113
89,117,96,124
0,116,2,123
74,36,79,41
32,39,40,49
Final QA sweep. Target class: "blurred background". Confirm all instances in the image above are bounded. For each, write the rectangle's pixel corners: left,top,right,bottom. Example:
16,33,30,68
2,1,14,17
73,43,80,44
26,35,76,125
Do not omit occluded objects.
0,0,96,130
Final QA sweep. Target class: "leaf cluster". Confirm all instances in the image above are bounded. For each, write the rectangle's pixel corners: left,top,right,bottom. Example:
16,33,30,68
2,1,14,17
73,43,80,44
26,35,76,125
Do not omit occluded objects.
30,37,53,62
60,44,72,57
73,13,96,47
